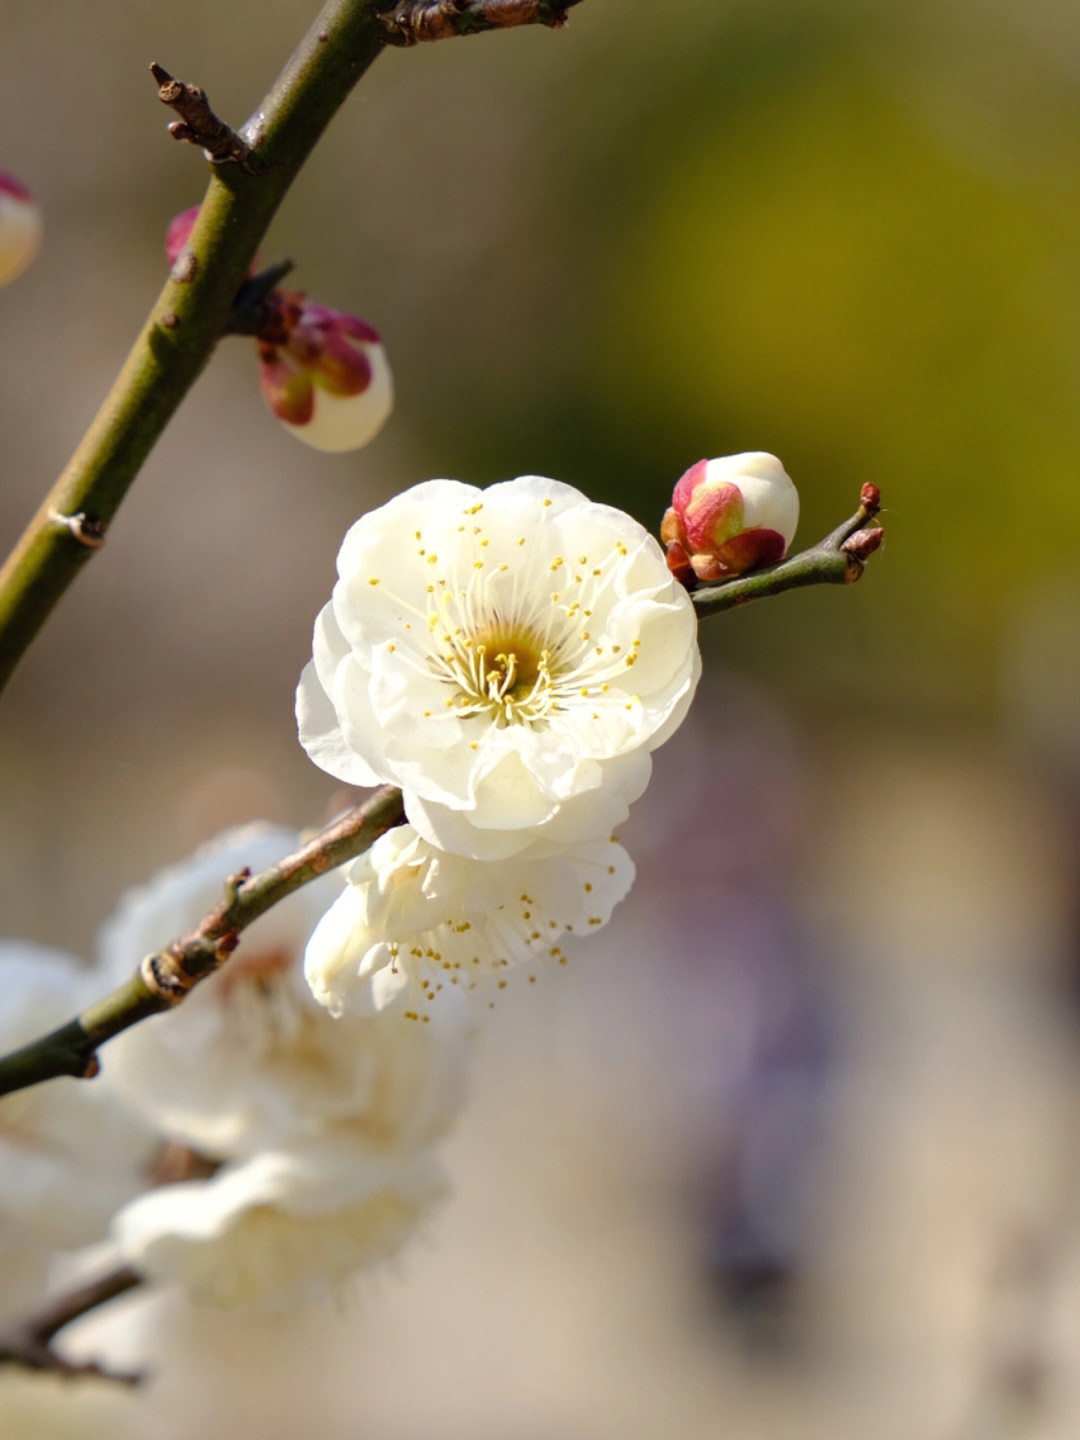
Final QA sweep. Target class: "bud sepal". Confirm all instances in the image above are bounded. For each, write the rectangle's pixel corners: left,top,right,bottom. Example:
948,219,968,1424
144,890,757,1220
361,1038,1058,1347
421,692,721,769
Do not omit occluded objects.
256,293,393,452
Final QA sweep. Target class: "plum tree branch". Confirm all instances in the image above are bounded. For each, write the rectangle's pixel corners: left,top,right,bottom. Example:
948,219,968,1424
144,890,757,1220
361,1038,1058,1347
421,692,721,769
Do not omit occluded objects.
0,787,405,1098
0,0,581,696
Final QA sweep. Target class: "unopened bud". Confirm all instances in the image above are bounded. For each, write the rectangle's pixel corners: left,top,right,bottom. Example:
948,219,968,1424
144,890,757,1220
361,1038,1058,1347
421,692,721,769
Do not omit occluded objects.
0,172,42,287
663,453,799,580
859,482,881,513
257,294,393,452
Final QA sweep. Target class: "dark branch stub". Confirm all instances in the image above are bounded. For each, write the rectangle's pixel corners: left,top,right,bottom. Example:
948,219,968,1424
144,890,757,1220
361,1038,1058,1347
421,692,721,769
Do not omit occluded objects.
0,1265,144,1385
150,63,254,169
47,510,106,549
379,0,573,45
225,261,296,338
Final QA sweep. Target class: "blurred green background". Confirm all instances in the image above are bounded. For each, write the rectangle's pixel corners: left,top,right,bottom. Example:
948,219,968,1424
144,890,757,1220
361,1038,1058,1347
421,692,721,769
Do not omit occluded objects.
4,2,1080,1436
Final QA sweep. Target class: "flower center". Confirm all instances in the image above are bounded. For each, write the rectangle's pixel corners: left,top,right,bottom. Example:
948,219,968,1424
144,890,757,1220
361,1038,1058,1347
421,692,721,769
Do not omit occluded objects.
435,621,556,726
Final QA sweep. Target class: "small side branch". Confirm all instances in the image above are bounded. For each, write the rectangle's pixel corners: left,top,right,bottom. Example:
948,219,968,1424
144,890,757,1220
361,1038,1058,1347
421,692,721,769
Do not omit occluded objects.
379,0,580,44
0,1265,144,1384
692,484,883,619
0,787,406,1097
150,64,254,168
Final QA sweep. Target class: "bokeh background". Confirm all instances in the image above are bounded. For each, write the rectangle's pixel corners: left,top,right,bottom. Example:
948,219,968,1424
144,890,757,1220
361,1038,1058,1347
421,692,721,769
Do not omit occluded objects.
4,0,1080,1435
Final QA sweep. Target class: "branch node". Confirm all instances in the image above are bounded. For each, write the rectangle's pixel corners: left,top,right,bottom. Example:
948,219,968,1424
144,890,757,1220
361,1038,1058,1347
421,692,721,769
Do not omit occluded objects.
223,867,251,907
140,945,199,1004
48,509,106,549
150,63,255,170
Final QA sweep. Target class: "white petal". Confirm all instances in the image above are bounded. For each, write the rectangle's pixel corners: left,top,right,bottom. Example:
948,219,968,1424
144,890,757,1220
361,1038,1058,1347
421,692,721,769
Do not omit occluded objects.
407,749,651,859
112,1140,448,1308
282,343,393,453
305,824,635,1016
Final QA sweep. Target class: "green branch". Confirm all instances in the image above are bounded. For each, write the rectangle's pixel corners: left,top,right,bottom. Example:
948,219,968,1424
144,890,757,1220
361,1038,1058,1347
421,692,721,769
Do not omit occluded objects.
0,787,405,1098
0,0,581,696
0,0,385,694
691,484,883,619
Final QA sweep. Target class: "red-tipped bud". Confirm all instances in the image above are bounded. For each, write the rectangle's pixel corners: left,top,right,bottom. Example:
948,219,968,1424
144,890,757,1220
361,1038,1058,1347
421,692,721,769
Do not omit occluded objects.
663,453,799,581
0,172,42,287
256,294,392,452
860,482,882,512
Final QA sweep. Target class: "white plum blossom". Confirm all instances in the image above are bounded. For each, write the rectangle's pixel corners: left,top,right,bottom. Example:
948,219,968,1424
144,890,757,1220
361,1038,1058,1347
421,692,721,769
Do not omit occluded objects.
91,823,476,1306
305,823,635,1017
297,476,700,859
110,1138,448,1308
0,944,159,1248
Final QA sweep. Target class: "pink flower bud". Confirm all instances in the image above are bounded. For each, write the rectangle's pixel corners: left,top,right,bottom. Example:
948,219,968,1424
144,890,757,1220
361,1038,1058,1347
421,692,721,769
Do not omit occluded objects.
663,452,799,582
257,294,393,452
0,172,42,287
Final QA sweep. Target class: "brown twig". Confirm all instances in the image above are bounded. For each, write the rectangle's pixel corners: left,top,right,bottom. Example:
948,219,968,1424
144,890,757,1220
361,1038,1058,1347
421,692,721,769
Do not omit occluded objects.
379,0,579,44
0,1265,144,1384
150,63,254,169
691,484,884,619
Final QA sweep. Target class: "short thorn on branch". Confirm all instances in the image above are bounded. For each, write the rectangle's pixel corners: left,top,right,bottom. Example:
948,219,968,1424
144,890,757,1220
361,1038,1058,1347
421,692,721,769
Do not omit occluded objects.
47,510,107,549
379,0,577,45
690,482,885,620
150,63,255,169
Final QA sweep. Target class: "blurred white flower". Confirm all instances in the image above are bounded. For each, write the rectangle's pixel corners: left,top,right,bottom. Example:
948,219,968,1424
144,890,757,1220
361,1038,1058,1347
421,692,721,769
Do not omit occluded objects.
0,172,42,287
298,476,700,859
0,945,158,1249
111,1139,448,1308
92,824,476,1307
0,1370,139,1440
661,452,799,583
96,824,473,1159
305,823,635,1017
